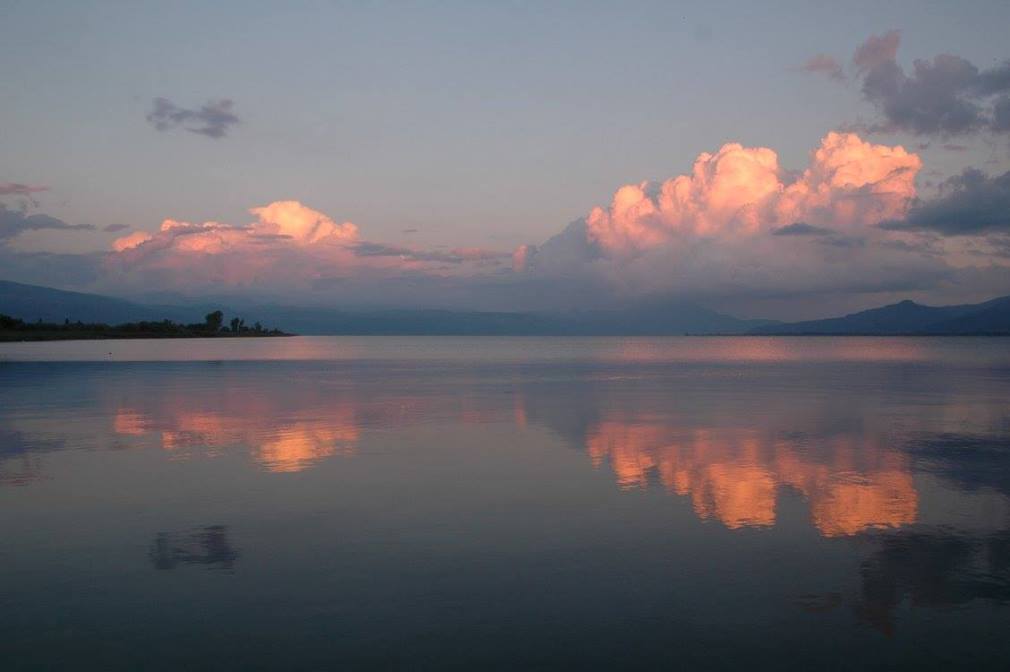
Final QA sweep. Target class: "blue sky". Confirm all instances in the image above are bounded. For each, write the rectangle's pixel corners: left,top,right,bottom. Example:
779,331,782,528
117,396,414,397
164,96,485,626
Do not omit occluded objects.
2,1,1009,316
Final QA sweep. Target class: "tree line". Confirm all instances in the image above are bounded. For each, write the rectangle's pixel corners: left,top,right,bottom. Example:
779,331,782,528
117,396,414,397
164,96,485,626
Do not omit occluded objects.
0,310,289,341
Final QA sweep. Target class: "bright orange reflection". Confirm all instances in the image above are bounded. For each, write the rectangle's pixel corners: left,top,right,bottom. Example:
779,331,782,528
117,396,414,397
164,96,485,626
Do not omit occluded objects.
255,419,358,473
586,419,917,536
114,405,359,473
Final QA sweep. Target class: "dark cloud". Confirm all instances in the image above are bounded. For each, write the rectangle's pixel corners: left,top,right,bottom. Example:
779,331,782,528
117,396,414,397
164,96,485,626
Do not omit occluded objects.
103,223,130,233
772,222,831,236
146,97,240,139
942,143,968,152
994,95,1010,132
0,183,48,196
0,204,93,243
881,169,1010,235
800,54,844,82
852,32,1010,136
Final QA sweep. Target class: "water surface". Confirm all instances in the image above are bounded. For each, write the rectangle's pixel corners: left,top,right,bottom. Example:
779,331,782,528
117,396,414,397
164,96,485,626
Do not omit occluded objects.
1,337,1009,670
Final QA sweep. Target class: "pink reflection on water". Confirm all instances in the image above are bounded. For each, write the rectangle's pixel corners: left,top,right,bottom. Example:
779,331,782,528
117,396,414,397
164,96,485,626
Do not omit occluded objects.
585,420,918,537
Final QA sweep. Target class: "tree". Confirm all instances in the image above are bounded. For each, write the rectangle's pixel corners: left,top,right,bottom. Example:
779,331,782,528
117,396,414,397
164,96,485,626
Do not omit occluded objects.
230,317,241,333
204,310,224,332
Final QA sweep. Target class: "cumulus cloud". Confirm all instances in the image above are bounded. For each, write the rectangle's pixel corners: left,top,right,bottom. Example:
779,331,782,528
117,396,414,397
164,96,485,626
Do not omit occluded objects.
105,200,509,294
146,97,240,139
850,32,1010,136
544,132,920,261
0,204,93,244
508,132,1009,306
112,230,155,252
881,169,1010,235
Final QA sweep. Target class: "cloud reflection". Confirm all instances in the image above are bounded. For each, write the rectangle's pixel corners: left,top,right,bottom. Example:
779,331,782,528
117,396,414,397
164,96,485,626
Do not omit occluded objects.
585,422,918,536
114,407,359,473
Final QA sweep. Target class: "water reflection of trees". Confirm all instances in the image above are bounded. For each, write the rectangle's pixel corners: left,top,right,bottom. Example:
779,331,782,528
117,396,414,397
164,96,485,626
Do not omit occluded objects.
149,525,239,571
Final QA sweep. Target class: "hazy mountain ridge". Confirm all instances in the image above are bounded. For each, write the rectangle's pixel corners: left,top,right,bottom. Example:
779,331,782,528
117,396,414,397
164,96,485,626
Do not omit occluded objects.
750,296,1010,335
3,279,1009,335
0,280,207,325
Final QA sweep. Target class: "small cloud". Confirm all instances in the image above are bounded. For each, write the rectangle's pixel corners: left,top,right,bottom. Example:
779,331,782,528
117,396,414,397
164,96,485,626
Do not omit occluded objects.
402,228,418,234
146,97,240,139
942,143,969,152
0,182,48,196
103,223,130,233
800,54,845,82
0,205,93,244
772,222,832,236
852,30,900,73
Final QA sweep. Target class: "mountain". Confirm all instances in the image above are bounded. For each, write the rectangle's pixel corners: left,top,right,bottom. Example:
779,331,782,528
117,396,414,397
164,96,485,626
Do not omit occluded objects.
0,281,767,335
212,297,772,335
6,279,1006,336
0,280,205,325
750,296,1010,335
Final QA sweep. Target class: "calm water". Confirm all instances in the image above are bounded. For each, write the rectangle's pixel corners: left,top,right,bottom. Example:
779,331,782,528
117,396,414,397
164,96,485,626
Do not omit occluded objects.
1,337,1009,670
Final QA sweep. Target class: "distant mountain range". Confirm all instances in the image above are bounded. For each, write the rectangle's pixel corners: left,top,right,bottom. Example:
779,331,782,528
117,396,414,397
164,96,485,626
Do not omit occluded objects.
2,279,1008,336
0,280,207,325
749,296,1010,335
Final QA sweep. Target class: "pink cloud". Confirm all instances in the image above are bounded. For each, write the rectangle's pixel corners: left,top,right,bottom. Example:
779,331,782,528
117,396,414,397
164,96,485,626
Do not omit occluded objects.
568,132,920,259
0,182,48,196
112,230,154,252
105,200,510,293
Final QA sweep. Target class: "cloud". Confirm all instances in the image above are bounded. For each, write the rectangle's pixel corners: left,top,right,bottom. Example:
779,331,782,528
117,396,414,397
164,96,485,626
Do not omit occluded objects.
105,200,509,295
103,223,130,233
850,32,1010,136
0,183,48,196
112,230,154,252
510,132,1008,306
248,200,358,245
547,131,920,260
146,97,240,139
852,30,901,73
995,95,1010,132
0,204,94,243
352,241,509,264
800,54,845,82
881,169,1010,235
772,222,831,236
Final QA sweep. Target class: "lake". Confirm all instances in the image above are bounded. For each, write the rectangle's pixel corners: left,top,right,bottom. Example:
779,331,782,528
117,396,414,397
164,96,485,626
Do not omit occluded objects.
1,336,1009,670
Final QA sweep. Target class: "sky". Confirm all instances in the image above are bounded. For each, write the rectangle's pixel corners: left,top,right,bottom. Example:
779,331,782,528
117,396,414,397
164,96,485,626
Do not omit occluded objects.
2,0,1010,319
